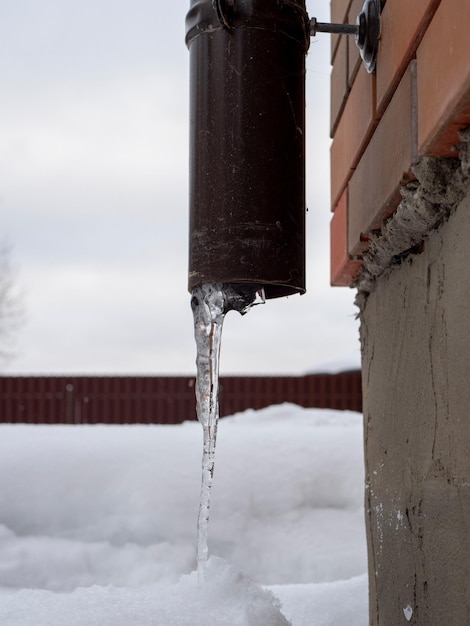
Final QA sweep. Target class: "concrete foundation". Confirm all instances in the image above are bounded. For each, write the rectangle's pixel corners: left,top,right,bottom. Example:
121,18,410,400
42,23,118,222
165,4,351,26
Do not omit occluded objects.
359,184,470,623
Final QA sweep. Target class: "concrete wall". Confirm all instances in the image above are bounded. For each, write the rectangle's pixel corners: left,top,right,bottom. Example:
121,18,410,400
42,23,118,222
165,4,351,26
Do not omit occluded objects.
359,189,470,624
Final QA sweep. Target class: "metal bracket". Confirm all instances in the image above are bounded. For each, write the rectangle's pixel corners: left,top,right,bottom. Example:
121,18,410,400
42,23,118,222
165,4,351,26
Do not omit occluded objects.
310,0,380,73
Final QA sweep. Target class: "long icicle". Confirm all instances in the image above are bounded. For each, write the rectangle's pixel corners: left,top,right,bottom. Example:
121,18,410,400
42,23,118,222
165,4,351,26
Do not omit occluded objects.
192,283,226,584
192,283,264,584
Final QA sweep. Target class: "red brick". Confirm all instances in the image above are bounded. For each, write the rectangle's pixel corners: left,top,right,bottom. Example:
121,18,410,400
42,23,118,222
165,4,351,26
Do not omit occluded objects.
348,62,417,256
331,0,353,62
331,34,341,65
417,0,470,156
330,36,349,137
347,0,363,87
330,188,363,286
376,0,440,116
330,64,376,209
331,0,353,25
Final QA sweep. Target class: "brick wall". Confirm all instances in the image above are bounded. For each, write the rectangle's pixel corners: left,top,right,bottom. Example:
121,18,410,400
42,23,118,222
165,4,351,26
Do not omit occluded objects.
329,0,470,285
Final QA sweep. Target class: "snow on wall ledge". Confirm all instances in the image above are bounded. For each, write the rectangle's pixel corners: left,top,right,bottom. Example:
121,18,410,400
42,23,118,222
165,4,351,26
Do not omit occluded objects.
354,128,470,295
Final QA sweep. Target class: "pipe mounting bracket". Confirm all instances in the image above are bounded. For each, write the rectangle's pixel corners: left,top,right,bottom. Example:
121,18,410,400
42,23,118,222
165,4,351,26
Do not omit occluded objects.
310,0,380,73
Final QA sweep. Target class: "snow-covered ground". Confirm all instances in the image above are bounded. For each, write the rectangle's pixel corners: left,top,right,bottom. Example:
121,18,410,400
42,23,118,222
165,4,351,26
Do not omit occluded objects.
0,404,367,625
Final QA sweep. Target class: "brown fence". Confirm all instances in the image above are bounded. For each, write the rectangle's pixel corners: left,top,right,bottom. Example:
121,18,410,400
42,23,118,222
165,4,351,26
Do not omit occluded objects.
0,372,362,424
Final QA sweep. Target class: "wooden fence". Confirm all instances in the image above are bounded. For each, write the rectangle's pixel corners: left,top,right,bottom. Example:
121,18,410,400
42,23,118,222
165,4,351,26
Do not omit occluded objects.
0,371,362,424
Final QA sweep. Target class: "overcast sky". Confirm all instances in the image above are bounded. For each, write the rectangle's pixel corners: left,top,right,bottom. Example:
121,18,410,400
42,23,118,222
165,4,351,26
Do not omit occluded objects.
0,0,360,376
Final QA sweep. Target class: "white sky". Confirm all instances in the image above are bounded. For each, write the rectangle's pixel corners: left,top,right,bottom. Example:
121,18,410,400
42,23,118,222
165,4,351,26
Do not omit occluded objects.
0,0,360,375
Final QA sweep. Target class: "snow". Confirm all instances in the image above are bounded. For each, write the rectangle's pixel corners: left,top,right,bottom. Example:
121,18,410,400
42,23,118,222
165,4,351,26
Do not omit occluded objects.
403,605,413,621
0,403,368,625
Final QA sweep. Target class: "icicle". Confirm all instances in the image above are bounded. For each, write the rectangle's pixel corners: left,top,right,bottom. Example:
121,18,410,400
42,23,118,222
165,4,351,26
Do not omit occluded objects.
191,283,225,583
191,283,264,584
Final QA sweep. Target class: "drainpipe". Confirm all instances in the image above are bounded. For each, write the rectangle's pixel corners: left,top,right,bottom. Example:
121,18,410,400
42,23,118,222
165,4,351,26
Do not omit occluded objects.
185,0,310,302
